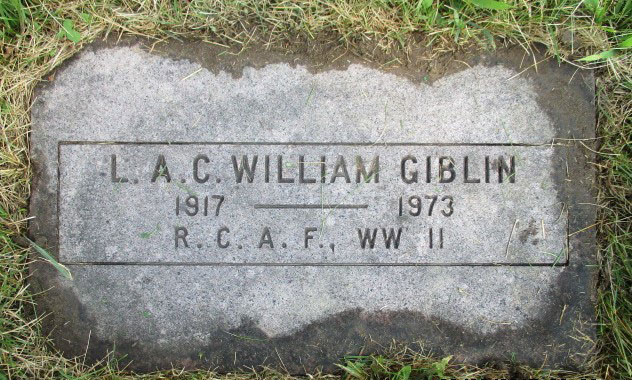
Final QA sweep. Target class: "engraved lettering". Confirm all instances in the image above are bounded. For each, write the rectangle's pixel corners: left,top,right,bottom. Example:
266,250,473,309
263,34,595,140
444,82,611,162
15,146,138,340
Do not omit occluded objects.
184,195,198,216
463,156,480,183
258,227,274,248
232,155,258,183
425,195,437,216
217,226,230,248
193,154,210,183
429,227,444,249
358,228,378,249
175,226,188,248
439,156,455,183
305,227,317,248
320,156,326,183
441,196,454,217
330,155,351,183
355,156,379,183
60,143,561,268
499,156,516,183
485,156,491,183
399,194,453,217
264,155,270,183
299,155,316,184
277,156,294,183
401,155,418,184
110,154,128,183
382,228,403,249
151,154,172,182
211,195,225,216
409,195,421,216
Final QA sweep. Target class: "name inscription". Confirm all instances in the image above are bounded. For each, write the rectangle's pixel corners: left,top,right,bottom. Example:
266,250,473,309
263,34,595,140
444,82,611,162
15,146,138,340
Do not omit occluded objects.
58,142,568,266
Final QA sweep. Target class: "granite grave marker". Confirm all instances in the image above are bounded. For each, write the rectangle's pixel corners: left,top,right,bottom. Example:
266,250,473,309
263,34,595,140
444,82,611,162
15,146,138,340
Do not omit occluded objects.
28,40,597,372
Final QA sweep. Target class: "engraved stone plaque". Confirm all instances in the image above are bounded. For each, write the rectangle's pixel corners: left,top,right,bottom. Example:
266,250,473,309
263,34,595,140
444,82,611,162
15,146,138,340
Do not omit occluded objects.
29,40,597,372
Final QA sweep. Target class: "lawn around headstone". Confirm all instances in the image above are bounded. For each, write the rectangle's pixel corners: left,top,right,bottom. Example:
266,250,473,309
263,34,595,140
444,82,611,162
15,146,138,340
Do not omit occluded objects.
0,1,630,379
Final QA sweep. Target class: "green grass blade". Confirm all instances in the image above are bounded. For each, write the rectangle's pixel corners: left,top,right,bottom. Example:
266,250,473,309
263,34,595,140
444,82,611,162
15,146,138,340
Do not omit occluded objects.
25,237,73,280
618,35,632,48
470,0,513,10
579,49,617,62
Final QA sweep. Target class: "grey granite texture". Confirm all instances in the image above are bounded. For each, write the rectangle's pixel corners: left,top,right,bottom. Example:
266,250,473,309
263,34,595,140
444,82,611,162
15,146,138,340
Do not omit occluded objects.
59,143,566,264
28,40,597,372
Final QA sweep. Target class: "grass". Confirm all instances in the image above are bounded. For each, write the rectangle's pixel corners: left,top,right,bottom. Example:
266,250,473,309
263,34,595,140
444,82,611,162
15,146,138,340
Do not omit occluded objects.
0,0,630,379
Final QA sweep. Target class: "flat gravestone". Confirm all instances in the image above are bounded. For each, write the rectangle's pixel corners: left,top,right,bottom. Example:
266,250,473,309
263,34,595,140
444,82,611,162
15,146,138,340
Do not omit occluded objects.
28,40,597,372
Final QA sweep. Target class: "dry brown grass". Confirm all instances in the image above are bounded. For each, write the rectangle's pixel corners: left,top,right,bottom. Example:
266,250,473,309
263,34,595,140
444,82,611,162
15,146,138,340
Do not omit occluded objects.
0,1,630,379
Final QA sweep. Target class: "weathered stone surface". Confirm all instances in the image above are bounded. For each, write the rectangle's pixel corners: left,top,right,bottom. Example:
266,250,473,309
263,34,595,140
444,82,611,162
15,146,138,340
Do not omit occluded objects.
28,39,597,372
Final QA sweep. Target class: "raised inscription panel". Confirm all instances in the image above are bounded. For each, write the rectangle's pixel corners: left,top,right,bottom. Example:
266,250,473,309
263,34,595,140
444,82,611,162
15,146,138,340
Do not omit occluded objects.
59,142,567,265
